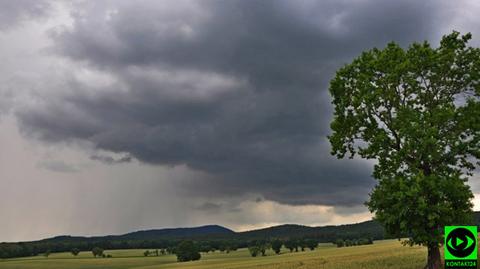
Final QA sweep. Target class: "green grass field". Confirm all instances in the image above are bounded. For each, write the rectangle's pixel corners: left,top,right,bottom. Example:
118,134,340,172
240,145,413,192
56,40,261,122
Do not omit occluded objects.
0,240,432,269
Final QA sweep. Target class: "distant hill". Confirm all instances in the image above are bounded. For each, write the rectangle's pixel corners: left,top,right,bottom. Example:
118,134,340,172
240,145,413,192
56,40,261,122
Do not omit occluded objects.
43,225,235,243
24,211,480,244
238,220,385,241
120,225,235,240
39,220,384,244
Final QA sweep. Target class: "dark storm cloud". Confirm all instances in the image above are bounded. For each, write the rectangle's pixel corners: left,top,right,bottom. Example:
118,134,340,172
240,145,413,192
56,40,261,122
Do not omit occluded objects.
0,0,50,30
16,0,450,206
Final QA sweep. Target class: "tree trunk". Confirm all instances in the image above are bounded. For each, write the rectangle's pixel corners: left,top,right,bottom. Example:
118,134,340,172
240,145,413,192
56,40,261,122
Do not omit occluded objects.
425,245,442,269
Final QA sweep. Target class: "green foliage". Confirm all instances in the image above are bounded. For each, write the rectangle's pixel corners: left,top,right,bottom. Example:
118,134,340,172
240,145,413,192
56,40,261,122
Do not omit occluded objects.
259,244,269,256
297,239,306,251
143,249,161,257
305,239,318,250
247,241,270,257
271,240,283,254
329,31,480,263
92,247,103,258
70,248,80,256
248,245,259,257
166,246,175,254
43,250,50,258
335,238,372,248
175,241,201,262
284,240,296,252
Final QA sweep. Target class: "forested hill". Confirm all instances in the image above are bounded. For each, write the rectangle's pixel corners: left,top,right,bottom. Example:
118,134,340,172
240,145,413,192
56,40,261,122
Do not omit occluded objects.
43,225,235,242
40,220,384,244
112,225,235,240
18,211,480,243
238,220,385,241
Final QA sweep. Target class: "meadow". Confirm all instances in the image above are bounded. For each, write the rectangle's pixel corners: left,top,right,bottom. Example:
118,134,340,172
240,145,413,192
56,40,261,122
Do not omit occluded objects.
0,240,432,269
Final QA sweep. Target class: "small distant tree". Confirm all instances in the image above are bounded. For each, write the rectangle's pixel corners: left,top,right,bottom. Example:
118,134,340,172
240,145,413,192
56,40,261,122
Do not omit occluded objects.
201,244,211,253
296,239,305,251
224,244,232,254
305,239,318,251
248,246,260,257
335,239,344,248
176,241,201,262
284,240,296,252
259,243,269,256
71,248,80,256
43,250,51,258
271,240,283,254
92,247,104,258
166,246,175,254
358,238,372,245
144,250,150,257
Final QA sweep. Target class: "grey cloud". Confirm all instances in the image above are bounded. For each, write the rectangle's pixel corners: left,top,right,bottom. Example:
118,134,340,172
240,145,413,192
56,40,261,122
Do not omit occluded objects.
90,154,132,165
0,0,51,30
195,202,222,213
17,0,453,206
333,205,370,216
37,160,78,173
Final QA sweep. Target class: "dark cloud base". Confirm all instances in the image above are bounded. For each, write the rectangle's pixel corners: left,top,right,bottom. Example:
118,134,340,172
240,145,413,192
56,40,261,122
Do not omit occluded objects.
16,0,450,206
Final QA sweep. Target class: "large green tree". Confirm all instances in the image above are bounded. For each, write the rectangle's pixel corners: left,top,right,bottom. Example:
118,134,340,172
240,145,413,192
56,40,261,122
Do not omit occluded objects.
329,32,480,269
176,241,201,262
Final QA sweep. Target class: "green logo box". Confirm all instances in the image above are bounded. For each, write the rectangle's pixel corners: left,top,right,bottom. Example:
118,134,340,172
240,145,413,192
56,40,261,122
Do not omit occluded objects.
445,226,477,269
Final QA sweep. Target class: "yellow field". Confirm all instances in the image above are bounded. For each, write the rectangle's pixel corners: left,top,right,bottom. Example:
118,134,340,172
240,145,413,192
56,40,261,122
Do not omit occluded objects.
0,240,432,269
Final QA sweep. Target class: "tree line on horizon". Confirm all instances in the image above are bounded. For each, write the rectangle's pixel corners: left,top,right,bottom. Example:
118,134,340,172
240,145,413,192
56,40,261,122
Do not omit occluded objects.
0,234,378,260
3,237,374,263
2,212,479,260
0,219,390,259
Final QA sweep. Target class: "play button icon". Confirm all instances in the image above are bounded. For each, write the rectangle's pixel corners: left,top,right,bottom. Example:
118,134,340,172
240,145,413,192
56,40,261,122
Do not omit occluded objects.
446,227,477,258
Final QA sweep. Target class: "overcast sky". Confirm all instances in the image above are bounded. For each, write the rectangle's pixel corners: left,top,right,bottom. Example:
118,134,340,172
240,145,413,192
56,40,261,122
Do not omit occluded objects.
1,0,480,242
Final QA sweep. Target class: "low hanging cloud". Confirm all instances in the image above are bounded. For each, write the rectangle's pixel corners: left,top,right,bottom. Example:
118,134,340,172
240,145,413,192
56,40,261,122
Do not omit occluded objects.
16,0,455,207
